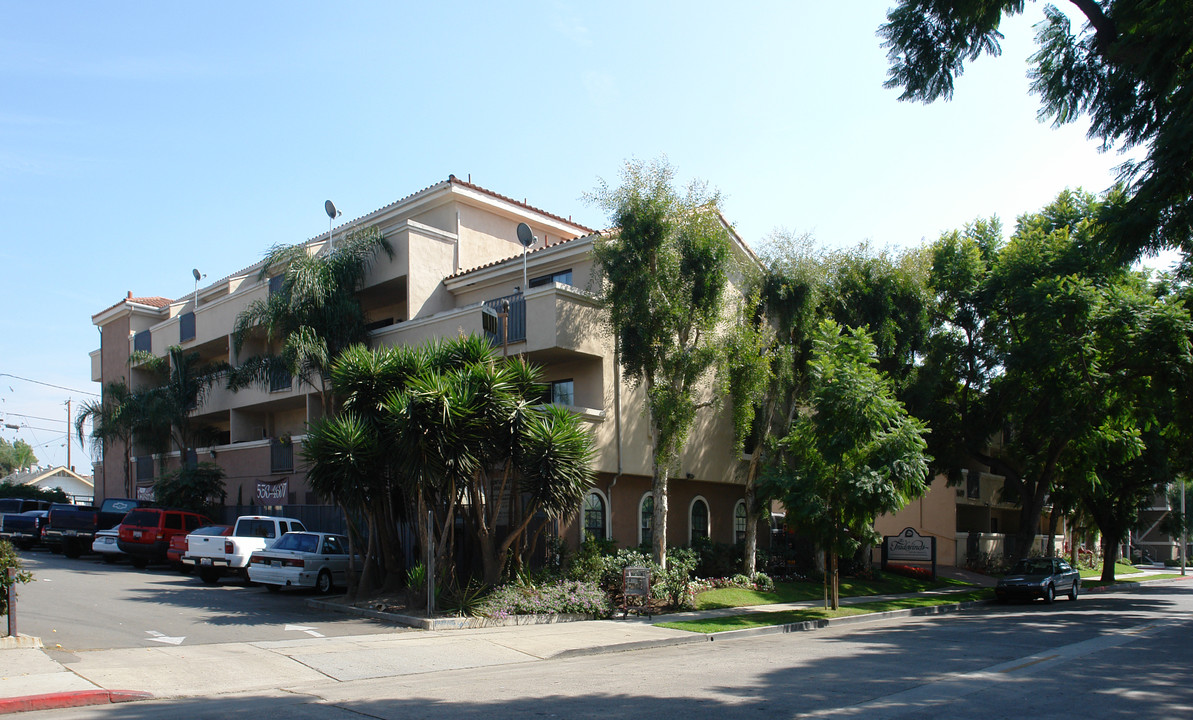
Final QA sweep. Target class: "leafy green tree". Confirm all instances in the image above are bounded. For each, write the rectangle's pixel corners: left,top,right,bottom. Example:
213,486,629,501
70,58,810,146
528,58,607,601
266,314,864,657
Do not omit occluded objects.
0,540,32,616
0,438,38,475
152,462,227,518
588,158,735,567
880,0,1193,266
765,319,930,609
0,482,67,504
231,225,392,415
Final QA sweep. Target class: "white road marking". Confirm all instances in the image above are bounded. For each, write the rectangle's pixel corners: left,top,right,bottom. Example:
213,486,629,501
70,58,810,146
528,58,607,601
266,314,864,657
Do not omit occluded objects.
145,630,185,645
285,624,325,637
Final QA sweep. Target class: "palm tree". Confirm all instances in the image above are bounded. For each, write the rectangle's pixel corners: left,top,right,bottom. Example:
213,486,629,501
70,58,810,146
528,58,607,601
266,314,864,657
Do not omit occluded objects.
230,225,393,415
132,345,230,468
75,381,139,497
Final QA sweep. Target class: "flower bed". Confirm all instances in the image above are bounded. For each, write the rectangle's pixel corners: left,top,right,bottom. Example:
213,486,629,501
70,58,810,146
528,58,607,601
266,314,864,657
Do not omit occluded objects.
884,563,933,580
477,580,613,620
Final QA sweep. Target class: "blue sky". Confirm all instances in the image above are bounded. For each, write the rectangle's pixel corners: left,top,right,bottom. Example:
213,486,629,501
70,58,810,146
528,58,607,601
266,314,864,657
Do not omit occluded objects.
0,2,1155,472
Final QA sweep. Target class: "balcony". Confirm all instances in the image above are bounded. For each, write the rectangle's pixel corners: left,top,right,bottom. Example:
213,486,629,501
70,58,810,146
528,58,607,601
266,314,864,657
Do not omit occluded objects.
270,439,294,473
483,293,526,344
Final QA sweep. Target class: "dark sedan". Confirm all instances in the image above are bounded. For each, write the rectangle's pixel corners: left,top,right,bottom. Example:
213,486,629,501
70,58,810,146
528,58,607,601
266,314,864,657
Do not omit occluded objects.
996,557,1080,604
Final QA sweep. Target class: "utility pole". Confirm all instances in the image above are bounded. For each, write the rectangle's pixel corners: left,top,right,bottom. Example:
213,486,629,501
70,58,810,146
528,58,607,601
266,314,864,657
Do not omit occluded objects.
65,399,72,471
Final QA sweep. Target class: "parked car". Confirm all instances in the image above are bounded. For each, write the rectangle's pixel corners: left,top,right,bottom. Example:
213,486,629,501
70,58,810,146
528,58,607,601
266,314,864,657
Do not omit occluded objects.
995,557,1080,604
44,498,150,558
247,532,353,594
184,515,305,584
117,508,211,568
92,526,124,563
173,524,232,574
1,510,49,550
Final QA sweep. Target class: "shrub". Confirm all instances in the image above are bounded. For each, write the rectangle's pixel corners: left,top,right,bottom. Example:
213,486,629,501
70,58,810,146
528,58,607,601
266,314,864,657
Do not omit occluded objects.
885,563,933,581
691,538,742,578
0,540,32,617
478,580,612,619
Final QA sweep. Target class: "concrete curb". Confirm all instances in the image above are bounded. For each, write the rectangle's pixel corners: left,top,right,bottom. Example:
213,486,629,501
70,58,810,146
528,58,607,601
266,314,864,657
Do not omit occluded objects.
0,636,42,651
0,690,153,715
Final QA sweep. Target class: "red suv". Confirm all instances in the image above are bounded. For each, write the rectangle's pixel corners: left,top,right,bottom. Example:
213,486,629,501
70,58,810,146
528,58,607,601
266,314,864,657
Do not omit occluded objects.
118,509,211,568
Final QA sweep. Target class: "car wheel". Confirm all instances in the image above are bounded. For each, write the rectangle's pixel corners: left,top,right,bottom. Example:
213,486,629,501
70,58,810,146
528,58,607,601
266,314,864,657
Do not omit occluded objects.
49,545,62,555
178,563,194,575
15,541,33,551
198,568,221,585
1043,584,1055,604
316,569,333,595
1069,580,1079,601
63,541,81,559
130,556,149,569
265,583,281,593
102,554,119,564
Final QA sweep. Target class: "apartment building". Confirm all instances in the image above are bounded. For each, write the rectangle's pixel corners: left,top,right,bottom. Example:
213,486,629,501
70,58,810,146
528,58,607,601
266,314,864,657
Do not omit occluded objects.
89,176,759,551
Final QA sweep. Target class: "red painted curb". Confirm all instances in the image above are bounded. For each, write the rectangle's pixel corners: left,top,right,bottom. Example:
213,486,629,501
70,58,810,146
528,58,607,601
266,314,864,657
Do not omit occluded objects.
0,689,153,715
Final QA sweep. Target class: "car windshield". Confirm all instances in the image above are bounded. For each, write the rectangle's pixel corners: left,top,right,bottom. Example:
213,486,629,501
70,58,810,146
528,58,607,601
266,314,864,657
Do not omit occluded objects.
273,533,319,553
1012,559,1053,575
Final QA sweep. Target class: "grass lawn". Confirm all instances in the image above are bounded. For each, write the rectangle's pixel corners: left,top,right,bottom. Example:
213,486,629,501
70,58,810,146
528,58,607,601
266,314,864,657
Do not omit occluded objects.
1082,572,1187,589
662,589,994,633
1079,560,1140,579
694,574,970,611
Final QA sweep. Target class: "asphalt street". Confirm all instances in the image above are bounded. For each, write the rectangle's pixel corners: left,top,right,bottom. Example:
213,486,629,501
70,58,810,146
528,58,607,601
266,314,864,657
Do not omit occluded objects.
13,580,1193,719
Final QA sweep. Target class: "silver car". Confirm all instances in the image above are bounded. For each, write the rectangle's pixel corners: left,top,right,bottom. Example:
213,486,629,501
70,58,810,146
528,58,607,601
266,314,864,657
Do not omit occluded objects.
247,531,353,594
995,557,1080,604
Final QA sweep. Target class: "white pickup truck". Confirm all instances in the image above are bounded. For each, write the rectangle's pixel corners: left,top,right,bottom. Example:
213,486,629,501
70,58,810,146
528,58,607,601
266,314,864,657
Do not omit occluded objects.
183,515,306,584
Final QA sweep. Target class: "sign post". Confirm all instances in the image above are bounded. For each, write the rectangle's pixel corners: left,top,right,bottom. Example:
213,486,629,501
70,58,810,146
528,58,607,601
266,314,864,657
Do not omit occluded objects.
882,527,937,580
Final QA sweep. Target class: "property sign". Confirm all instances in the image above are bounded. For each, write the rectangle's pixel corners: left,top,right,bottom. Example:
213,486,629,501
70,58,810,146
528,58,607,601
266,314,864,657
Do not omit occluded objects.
256,478,288,503
135,485,155,501
886,527,934,562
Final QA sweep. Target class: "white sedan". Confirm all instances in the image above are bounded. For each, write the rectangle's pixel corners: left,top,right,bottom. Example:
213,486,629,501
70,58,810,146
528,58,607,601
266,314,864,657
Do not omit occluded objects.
247,531,354,594
92,526,124,563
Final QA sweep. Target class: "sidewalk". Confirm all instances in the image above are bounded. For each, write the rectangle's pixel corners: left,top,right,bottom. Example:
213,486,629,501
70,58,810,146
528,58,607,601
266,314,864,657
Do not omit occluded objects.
0,573,1186,714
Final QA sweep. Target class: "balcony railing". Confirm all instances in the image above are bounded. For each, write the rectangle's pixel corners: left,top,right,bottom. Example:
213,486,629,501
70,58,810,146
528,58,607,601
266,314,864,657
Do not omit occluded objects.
269,368,293,392
135,455,154,483
270,439,294,473
483,293,526,345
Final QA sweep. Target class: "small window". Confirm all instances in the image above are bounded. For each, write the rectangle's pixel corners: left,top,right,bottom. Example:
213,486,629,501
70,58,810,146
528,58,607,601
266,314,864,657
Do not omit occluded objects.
184,514,202,531
583,492,607,541
734,500,748,543
322,536,344,555
545,379,574,406
690,498,709,543
268,275,284,294
529,269,573,288
164,513,183,530
639,493,654,547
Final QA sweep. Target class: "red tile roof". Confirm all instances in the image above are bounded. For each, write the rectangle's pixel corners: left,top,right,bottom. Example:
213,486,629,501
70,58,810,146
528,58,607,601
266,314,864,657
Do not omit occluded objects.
447,233,597,280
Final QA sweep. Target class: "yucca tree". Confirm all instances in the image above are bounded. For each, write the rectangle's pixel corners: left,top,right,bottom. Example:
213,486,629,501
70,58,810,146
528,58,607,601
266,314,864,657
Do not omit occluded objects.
304,335,595,594
230,225,393,414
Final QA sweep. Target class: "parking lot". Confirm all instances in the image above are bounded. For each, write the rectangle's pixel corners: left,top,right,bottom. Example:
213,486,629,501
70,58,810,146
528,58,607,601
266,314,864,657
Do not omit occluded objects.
12,548,410,651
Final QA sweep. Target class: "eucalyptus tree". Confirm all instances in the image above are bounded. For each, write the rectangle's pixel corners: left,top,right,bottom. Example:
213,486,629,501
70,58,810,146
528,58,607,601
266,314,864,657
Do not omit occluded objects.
765,320,930,610
880,0,1193,267
588,157,735,567
230,225,393,414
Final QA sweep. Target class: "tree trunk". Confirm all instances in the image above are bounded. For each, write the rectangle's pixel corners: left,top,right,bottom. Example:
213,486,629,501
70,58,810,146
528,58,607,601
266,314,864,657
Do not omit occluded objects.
1010,480,1050,563
830,549,840,611
652,465,669,569
1100,528,1122,583
1045,505,1060,558
743,481,759,576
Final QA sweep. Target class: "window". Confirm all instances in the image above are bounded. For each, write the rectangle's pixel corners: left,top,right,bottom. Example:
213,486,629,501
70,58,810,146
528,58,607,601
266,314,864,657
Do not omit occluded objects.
545,379,574,406
639,493,654,547
179,312,196,342
268,275,284,295
164,513,183,530
271,438,294,472
690,497,709,543
529,269,573,288
734,500,748,543
583,492,607,541
321,536,344,555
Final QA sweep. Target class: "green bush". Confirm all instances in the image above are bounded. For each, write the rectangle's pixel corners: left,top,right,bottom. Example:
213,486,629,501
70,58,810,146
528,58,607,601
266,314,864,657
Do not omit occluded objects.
153,462,227,517
478,580,612,619
562,543,700,610
0,540,32,617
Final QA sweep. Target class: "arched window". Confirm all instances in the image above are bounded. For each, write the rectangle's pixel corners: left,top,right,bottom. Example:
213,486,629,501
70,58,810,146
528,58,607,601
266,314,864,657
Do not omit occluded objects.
734,500,748,543
583,491,608,541
690,496,709,544
639,493,654,547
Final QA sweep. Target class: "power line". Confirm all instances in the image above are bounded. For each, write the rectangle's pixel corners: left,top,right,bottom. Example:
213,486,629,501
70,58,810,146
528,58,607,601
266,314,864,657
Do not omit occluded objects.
0,373,99,397
2,411,68,425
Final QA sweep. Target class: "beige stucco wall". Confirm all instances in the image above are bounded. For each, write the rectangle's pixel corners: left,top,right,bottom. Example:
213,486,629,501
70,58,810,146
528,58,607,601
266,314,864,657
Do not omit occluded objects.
874,473,957,566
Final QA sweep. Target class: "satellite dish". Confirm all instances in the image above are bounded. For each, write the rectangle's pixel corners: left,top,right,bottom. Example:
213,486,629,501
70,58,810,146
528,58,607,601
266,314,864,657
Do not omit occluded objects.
516,222,535,248
192,268,202,282
325,200,340,219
